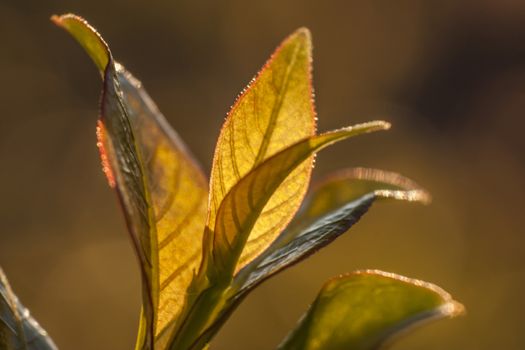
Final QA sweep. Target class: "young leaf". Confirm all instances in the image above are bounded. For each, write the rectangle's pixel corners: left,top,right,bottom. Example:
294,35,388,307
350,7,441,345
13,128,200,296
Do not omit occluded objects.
170,124,389,350
234,167,431,295
117,66,209,350
278,270,464,350
186,169,429,348
205,28,317,275
300,167,431,220
0,268,57,350
209,122,390,280
53,14,209,349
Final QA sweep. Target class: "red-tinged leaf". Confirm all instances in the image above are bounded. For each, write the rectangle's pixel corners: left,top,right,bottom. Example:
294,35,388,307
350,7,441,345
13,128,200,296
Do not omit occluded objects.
53,14,209,350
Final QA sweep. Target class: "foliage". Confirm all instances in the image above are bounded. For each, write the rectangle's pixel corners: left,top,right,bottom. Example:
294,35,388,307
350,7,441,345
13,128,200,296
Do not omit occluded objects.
0,268,57,349
0,14,464,350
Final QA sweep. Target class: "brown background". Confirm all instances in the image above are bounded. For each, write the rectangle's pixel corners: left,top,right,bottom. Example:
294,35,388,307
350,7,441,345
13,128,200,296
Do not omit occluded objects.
1,1,524,349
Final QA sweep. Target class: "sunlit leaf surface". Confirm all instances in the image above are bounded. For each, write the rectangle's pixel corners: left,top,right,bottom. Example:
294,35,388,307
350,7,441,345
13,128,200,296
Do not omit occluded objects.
301,167,431,219
190,169,429,347
235,167,430,295
173,124,389,350
206,28,317,274
54,15,458,350
278,270,464,350
209,122,390,279
0,268,57,350
53,14,208,349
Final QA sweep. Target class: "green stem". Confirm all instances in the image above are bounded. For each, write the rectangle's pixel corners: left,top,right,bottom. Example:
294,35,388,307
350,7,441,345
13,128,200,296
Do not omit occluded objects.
168,275,229,350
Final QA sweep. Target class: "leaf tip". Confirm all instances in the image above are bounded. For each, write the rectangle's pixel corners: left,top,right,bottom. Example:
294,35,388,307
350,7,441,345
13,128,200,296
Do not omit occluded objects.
50,13,84,28
350,120,391,133
351,270,466,322
381,120,392,130
51,13,110,75
355,120,391,133
441,299,466,318
292,27,312,42
50,14,61,25
375,189,432,205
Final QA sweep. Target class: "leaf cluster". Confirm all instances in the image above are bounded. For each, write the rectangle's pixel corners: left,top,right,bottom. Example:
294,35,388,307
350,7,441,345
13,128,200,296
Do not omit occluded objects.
0,14,464,350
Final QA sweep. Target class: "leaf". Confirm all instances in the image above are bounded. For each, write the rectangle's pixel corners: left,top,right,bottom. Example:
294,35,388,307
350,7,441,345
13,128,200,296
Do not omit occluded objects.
184,168,429,348
50,14,109,75
208,122,390,280
278,270,464,350
234,167,430,296
169,124,390,350
0,267,57,350
53,14,209,349
205,28,317,276
300,167,431,220
116,66,209,350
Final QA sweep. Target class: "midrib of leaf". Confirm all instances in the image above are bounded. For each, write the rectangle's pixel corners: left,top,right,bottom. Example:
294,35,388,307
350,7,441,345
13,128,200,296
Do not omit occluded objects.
252,39,303,166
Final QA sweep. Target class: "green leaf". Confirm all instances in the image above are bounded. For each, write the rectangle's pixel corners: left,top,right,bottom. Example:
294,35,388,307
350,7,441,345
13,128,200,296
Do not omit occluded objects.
0,268,57,350
234,167,430,296
300,167,430,220
50,14,109,75
53,14,209,350
278,270,464,350
184,169,429,348
54,16,455,350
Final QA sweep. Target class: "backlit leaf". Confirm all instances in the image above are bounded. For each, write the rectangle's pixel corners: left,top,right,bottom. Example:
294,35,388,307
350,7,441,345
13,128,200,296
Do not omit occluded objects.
117,66,209,349
278,270,464,350
183,169,429,347
301,167,431,220
234,167,430,295
205,28,317,275
0,268,57,350
53,14,208,349
208,122,389,280
170,124,390,350
54,17,454,350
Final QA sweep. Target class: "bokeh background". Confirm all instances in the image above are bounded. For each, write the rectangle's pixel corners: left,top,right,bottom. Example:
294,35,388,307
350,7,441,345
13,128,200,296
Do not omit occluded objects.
1,1,524,349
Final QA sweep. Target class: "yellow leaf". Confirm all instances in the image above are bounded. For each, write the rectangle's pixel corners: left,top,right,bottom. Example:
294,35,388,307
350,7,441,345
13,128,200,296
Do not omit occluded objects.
117,67,209,348
169,122,390,350
211,122,390,279
206,28,316,275
53,14,209,349
50,14,109,76
233,168,430,298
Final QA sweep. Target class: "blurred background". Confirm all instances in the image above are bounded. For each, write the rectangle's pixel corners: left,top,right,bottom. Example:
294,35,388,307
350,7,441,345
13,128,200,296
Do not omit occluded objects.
1,1,524,349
